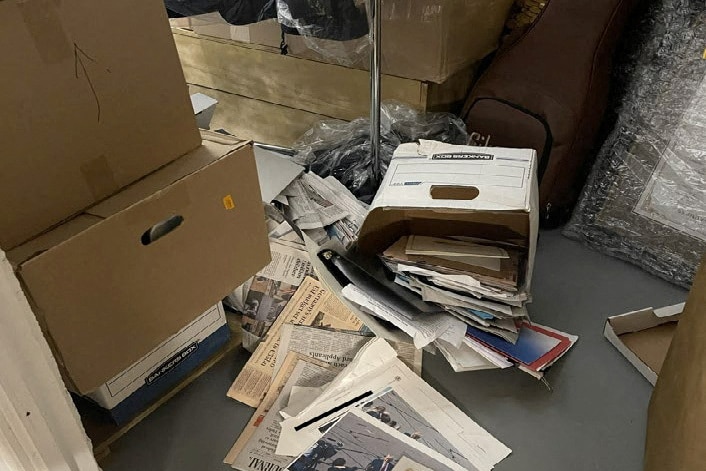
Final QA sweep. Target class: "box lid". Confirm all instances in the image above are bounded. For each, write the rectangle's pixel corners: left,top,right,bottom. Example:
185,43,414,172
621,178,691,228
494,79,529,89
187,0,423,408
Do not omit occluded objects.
645,257,706,470
0,0,200,249
16,137,269,393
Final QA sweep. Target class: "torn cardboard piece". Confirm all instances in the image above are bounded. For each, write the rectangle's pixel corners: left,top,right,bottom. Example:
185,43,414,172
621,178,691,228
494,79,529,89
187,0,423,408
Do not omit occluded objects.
604,303,684,385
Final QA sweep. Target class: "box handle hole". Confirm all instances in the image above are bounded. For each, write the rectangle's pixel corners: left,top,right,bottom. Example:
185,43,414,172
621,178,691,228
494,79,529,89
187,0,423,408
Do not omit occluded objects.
430,185,480,200
141,215,184,246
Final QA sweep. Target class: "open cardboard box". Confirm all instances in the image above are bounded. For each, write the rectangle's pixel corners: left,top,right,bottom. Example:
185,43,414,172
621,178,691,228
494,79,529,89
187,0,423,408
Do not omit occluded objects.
604,303,684,385
643,257,706,470
357,140,538,295
8,132,270,394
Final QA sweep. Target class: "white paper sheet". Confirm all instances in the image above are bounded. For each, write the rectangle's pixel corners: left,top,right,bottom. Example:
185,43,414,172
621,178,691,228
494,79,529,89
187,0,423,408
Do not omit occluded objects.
277,339,511,471
341,284,466,349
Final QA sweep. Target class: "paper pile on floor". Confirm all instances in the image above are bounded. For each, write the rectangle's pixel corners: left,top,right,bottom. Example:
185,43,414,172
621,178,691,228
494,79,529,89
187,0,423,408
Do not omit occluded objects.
343,236,577,380
224,281,511,471
226,146,369,350
340,140,577,380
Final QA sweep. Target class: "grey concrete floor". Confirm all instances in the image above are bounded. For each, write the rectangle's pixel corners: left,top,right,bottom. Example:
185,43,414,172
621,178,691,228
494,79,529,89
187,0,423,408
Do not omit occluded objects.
101,229,687,471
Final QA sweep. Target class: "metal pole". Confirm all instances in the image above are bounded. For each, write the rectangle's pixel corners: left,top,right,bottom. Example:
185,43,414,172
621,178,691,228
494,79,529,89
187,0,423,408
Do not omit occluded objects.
370,0,382,181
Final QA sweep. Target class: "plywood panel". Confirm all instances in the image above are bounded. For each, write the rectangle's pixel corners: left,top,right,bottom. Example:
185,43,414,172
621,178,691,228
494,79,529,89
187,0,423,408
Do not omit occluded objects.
174,30,428,121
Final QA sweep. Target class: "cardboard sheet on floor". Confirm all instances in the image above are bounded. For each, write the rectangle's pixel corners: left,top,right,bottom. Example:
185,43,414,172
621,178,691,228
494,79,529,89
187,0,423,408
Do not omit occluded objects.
604,303,684,385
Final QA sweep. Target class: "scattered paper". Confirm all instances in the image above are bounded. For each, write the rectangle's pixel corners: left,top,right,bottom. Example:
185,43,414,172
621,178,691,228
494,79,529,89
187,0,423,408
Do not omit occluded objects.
278,339,511,471
342,284,466,349
224,353,337,470
227,277,365,407
273,324,372,377
240,239,316,343
287,410,469,471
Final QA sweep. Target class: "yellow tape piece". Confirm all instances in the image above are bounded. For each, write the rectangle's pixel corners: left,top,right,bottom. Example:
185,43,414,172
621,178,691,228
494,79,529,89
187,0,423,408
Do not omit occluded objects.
223,195,235,210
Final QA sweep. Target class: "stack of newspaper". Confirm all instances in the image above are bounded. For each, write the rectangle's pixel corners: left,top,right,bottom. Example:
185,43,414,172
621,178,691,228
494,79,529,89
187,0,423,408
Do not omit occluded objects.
278,171,369,250
224,277,512,471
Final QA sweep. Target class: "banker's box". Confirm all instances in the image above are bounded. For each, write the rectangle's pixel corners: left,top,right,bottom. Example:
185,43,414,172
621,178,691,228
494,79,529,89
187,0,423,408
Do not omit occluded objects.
357,140,538,296
9,132,270,395
84,302,229,424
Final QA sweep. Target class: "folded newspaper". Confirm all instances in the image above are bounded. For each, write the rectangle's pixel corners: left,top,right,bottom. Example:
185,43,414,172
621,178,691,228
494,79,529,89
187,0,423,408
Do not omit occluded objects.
280,171,369,250
225,339,510,471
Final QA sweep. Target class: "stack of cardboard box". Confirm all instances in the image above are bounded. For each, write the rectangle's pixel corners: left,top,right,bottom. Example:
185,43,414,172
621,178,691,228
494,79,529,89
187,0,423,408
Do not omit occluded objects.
169,0,515,146
1,0,270,424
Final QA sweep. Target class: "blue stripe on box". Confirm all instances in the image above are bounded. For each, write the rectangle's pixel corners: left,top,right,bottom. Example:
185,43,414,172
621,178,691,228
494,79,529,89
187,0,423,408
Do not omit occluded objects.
105,324,231,425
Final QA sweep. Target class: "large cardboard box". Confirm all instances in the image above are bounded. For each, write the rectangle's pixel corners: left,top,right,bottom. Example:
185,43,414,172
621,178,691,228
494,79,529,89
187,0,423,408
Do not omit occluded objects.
86,303,229,424
643,258,706,471
357,141,538,295
171,0,513,83
285,0,514,83
603,303,684,385
0,0,200,250
8,132,270,394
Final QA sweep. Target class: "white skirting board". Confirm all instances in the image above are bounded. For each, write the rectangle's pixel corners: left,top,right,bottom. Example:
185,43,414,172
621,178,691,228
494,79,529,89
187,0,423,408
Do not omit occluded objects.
0,252,99,471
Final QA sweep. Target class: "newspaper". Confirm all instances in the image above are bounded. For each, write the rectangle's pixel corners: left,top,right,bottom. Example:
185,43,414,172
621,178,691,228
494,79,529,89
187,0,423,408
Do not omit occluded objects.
341,284,466,349
274,324,423,378
224,352,338,470
281,172,368,249
240,239,316,348
392,456,434,471
277,339,511,471
287,410,467,471
227,277,365,407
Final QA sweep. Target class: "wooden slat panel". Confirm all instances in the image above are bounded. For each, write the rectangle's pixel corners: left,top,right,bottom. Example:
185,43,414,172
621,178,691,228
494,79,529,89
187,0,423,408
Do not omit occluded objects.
174,30,427,121
192,85,331,147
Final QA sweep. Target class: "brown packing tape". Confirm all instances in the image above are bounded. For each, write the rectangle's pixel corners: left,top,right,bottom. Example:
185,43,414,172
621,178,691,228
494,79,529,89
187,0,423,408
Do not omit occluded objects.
16,0,72,64
81,155,118,201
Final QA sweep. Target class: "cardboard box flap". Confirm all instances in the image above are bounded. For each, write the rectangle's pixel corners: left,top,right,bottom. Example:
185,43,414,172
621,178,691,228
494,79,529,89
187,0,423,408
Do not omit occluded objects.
0,0,200,249
645,257,706,471
18,144,269,393
7,215,103,268
88,132,247,217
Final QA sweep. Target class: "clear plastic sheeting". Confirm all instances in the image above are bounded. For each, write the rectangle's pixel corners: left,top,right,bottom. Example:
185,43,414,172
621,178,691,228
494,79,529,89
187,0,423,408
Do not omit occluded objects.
564,0,706,288
292,101,468,204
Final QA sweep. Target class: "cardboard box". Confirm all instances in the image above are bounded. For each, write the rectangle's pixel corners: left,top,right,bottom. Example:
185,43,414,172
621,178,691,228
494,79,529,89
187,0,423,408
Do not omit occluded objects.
644,257,706,471
284,0,514,83
172,13,282,47
8,132,270,394
86,303,229,424
0,0,200,249
357,141,538,294
603,303,684,385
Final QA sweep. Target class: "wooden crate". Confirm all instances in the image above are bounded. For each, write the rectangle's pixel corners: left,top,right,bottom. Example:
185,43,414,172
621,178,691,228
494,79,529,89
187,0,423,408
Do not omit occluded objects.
174,29,475,146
